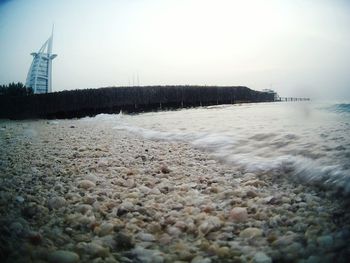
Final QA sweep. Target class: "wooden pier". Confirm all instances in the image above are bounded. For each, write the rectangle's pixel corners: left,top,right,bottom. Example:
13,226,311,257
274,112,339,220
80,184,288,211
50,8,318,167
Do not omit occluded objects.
277,97,310,102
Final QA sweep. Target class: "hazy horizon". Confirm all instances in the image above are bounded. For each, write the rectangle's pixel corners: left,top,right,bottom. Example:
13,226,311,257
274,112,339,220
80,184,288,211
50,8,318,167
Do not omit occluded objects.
0,0,350,100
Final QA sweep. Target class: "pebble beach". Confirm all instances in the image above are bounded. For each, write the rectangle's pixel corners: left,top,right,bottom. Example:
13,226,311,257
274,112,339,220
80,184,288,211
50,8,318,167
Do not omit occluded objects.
1,117,349,263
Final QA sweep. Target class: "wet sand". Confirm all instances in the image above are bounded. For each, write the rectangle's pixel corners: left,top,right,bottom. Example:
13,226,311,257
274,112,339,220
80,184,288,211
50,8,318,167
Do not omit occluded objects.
0,119,349,263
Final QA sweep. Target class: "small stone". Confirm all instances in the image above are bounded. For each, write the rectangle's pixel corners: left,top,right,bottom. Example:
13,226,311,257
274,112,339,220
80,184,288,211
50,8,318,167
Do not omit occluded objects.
84,174,98,182
272,232,298,247
83,196,96,205
54,184,65,192
158,233,171,245
199,216,222,235
76,204,92,214
305,255,321,263
21,205,38,219
48,250,79,263
10,222,23,235
72,233,92,242
138,232,156,242
246,190,258,198
86,242,110,258
140,186,151,194
177,247,195,261
264,195,281,205
239,227,263,238
99,223,114,237
191,256,212,263
119,200,134,211
317,235,333,248
48,197,67,210
216,246,230,258
266,233,278,243
281,196,291,204
126,169,135,176
78,180,96,189
160,165,170,174
253,252,272,263
16,196,25,203
229,207,248,222
28,231,42,245
124,178,135,188
243,179,266,187
114,232,134,250
132,247,164,263
150,188,161,195
116,207,128,216
167,226,182,237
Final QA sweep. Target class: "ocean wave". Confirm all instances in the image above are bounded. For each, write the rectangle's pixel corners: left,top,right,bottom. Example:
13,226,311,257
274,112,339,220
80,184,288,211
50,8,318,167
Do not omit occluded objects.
80,112,123,122
328,103,350,114
114,124,350,195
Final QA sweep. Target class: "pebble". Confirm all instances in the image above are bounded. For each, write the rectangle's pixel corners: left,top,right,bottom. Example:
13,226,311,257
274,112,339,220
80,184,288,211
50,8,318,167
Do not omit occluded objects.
253,252,272,263
48,197,67,210
244,179,266,187
27,231,43,245
138,232,156,242
199,216,222,235
114,232,134,250
99,223,114,237
239,227,263,238
160,165,171,174
85,174,98,182
158,234,172,245
132,247,164,263
48,250,79,263
150,187,161,195
229,207,248,222
84,242,110,258
272,232,298,247
15,196,25,203
191,256,212,263
317,235,333,248
170,224,184,235
10,221,23,235
78,180,96,189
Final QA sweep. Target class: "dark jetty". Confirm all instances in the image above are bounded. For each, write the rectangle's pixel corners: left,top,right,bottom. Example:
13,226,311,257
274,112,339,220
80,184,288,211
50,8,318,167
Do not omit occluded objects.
0,85,274,119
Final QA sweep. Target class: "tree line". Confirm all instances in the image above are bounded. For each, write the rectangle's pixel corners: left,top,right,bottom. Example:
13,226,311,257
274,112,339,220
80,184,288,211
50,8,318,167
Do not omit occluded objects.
0,82,33,97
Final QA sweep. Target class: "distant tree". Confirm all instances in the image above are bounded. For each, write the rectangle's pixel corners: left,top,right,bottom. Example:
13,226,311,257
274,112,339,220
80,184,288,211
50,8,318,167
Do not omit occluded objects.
0,82,33,96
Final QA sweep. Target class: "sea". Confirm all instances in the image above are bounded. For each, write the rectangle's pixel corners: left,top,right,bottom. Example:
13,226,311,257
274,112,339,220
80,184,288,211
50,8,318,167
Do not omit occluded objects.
95,101,350,196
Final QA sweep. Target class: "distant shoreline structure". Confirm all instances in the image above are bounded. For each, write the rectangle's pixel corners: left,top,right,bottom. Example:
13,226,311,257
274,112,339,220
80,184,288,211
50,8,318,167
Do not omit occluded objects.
0,85,308,120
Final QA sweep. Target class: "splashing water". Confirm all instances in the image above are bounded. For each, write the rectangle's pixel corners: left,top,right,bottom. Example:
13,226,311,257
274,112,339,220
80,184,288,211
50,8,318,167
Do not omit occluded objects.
108,102,350,195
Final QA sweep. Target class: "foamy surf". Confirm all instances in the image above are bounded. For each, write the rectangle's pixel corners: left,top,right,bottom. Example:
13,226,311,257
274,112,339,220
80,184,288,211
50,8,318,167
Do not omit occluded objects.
114,104,350,195
113,109,350,195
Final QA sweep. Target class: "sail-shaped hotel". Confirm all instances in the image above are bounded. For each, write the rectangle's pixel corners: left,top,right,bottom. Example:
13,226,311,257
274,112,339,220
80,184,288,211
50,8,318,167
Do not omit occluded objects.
26,28,57,94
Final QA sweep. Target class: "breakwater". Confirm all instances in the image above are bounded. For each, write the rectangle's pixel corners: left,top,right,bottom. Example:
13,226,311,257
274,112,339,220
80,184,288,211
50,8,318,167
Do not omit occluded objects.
0,85,274,119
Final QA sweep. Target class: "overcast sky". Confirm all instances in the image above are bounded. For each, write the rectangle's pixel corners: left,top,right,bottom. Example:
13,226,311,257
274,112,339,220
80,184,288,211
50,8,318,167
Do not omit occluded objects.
0,0,349,100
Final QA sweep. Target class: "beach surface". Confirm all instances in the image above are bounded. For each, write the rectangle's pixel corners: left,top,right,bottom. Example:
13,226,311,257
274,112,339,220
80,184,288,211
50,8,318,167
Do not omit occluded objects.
0,118,349,263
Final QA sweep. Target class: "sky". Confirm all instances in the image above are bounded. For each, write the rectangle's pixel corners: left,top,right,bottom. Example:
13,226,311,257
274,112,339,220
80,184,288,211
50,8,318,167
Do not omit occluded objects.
0,0,349,100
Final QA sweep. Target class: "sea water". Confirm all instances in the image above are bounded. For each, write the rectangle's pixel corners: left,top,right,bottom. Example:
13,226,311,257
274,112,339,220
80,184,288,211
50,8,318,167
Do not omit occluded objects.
103,102,349,195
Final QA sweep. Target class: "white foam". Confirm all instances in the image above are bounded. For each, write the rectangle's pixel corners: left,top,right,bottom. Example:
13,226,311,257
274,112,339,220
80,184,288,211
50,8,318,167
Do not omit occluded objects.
114,123,350,195
81,112,123,122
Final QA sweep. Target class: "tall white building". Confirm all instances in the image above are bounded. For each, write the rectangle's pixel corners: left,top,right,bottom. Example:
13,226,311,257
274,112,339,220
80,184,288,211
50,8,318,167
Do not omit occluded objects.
26,28,57,94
